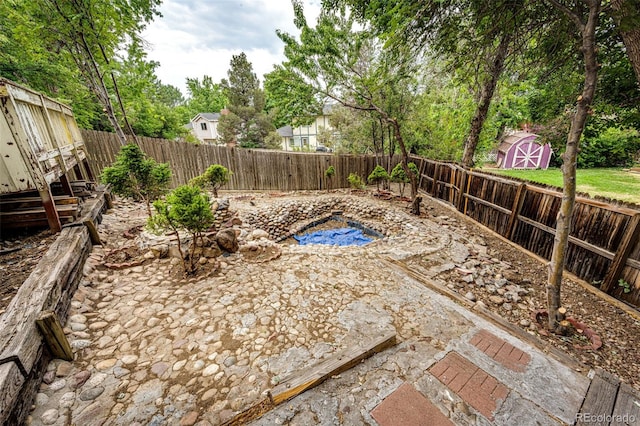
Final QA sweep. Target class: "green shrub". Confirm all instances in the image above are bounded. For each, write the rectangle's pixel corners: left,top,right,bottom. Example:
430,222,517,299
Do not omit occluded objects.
325,166,336,191
148,185,214,275
368,165,390,191
101,143,172,215
390,162,419,197
578,127,640,168
189,164,232,198
347,173,365,189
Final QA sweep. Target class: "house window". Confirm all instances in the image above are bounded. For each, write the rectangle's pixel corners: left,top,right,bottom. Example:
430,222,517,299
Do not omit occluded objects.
289,138,294,146
302,137,309,147
200,122,207,130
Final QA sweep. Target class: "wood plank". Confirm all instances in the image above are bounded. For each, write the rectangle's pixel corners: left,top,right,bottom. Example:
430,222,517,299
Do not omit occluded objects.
602,214,640,293
577,368,620,426
0,205,77,221
611,383,640,426
0,196,78,209
517,215,616,260
35,311,73,361
268,331,396,405
463,193,512,215
0,362,25,425
0,227,89,373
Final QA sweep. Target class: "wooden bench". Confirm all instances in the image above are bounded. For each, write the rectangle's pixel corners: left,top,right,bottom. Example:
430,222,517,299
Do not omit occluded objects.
576,368,640,426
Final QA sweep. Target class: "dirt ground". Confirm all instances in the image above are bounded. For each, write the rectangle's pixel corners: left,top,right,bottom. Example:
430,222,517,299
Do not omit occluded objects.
1,189,639,391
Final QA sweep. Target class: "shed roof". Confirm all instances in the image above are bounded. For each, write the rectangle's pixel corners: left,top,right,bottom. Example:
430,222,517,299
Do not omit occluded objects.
498,131,539,154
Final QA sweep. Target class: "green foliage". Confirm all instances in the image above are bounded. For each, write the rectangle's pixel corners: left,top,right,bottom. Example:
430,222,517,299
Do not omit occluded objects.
148,185,214,275
618,279,632,294
264,65,321,129
325,165,336,191
578,127,640,168
101,144,171,214
347,173,365,189
390,162,418,197
219,53,274,148
189,164,231,198
325,166,336,178
185,76,227,117
264,131,284,150
368,165,390,190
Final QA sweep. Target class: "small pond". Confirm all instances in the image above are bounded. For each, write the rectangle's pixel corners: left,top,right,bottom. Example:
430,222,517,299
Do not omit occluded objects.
289,217,383,246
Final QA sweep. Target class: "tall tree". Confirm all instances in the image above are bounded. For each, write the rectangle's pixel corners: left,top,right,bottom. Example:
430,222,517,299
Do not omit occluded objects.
611,0,640,84
115,41,188,139
184,75,228,116
544,0,601,331
327,0,558,166
219,53,273,147
264,65,321,129
30,0,161,145
277,2,420,197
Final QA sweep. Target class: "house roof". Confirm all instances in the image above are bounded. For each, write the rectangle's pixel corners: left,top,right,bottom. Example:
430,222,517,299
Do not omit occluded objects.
191,112,221,122
277,125,293,137
498,131,539,154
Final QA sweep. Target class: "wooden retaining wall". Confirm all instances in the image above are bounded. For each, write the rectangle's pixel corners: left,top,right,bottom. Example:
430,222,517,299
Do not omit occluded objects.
0,193,107,425
82,130,397,191
410,156,640,308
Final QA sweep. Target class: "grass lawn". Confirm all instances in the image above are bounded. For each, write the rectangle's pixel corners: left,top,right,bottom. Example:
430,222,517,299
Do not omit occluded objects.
480,167,640,205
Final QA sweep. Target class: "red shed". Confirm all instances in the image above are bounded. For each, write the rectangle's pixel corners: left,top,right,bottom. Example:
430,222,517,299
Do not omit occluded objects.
496,131,552,169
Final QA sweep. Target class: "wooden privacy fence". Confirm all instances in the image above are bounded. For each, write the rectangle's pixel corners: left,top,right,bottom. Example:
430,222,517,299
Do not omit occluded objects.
82,130,398,191
410,156,640,308
81,130,640,308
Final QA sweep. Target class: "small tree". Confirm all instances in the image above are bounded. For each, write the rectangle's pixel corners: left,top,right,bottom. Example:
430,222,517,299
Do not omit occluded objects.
148,185,214,275
390,162,419,198
101,143,172,216
190,164,232,198
347,172,366,190
325,165,336,192
368,165,389,191
265,131,284,150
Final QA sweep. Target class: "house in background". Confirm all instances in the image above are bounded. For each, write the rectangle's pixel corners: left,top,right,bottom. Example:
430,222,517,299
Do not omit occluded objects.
186,112,221,145
278,104,333,151
496,131,552,169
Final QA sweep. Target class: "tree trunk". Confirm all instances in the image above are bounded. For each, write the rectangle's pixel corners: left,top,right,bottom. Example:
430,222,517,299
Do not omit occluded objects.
546,0,601,331
611,0,640,84
388,118,417,200
461,34,511,168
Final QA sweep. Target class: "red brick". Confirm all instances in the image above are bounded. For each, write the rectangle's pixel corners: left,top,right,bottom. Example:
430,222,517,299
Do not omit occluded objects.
470,329,531,372
371,383,454,426
430,352,510,422
479,375,499,394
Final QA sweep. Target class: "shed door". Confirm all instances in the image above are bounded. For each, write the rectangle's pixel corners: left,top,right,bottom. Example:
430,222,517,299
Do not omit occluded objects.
512,142,542,169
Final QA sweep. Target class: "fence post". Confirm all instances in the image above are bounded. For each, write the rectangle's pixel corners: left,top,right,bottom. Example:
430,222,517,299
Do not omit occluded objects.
456,169,468,212
431,163,440,197
601,213,640,294
506,183,528,240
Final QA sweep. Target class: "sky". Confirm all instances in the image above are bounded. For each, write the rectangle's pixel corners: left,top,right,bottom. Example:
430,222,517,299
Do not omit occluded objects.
141,0,322,96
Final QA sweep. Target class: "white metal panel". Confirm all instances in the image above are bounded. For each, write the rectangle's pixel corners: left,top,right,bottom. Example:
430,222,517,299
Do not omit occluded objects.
0,110,35,192
0,78,88,195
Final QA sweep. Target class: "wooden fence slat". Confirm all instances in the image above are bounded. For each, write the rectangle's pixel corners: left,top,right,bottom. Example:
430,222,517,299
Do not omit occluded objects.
602,213,640,293
507,183,527,240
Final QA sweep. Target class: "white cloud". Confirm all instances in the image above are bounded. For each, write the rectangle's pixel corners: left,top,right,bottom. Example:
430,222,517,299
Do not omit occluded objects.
141,0,322,96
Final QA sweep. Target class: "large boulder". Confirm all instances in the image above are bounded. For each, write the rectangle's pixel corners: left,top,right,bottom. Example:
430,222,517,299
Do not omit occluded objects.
215,228,239,253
